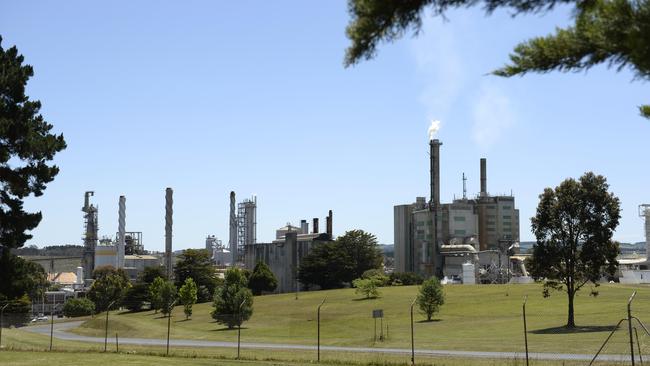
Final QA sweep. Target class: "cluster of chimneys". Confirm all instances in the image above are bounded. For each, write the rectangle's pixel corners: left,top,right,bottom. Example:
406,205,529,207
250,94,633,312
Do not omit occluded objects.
429,138,489,207
299,210,333,237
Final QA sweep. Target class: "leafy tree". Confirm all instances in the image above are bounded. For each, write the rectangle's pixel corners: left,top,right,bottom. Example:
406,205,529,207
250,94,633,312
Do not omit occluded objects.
149,276,165,313
87,266,130,312
178,277,198,319
0,254,47,300
298,230,382,289
298,241,354,289
159,279,177,317
63,298,95,317
0,36,67,253
528,172,620,328
417,277,445,321
123,266,167,312
353,276,382,299
362,269,389,286
344,0,650,118
211,268,253,329
0,294,31,326
248,261,278,295
174,249,219,303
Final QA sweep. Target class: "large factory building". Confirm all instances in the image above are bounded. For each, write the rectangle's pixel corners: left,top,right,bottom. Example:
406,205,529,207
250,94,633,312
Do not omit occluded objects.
394,137,521,282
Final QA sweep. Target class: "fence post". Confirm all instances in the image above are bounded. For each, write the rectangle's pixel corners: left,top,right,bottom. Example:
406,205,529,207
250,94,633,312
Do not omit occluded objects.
166,299,176,356
522,295,529,366
317,298,326,362
237,299,245,360
410,298,416,366
104,300,116,352
49,308,54,351
0,303,9,350
628,291,637,366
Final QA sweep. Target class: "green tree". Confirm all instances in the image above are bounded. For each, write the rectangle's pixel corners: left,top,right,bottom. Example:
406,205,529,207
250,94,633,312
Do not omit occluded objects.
352,276,382,299
123,266,167,312
178,277,198,319
344,0,650,118
417,277,445,321
159,279,177,317
0,36,67,253
211,268,253,329
248,261,278,295
528,172,620,328
0,254,47,300
63,298,95,317
298,230,382,289
149,276,165,313
174,249,219,303
87,266,130,312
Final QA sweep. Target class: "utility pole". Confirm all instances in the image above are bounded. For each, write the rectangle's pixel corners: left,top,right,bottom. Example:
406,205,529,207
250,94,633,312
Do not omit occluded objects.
104,300,116,352
237,299,245,359
317,298,326,362
166,299,177,356
410,298,416,366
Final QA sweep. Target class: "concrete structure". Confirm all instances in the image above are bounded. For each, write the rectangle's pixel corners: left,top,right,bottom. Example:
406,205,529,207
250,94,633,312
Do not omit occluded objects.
117,195,126,269
229,191,237,265
165,188,173,279
123,254,162,281
394,135,520,281
238,195,257,252
244,211,334,293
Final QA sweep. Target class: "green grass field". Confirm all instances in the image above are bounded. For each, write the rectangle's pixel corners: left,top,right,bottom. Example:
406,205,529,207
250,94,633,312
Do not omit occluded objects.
64,283,650,356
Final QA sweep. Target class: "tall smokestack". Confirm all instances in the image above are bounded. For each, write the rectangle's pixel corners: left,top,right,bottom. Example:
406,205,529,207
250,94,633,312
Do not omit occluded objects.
312,218,319,234
300,219,308,234
326,210,333,237
165,188,173,279
117,195,126,268
229,191,237,266
480,158,487,197
429,139,442,209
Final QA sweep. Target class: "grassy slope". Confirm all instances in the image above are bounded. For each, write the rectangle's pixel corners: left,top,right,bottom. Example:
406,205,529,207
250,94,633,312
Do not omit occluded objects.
68,283,650,355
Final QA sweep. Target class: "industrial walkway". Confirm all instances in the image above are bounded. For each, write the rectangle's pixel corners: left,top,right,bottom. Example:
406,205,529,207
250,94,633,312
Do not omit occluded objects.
23,321,632,363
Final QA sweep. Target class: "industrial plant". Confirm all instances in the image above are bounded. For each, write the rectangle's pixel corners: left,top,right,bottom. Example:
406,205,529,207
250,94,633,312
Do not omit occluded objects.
394,123,524,284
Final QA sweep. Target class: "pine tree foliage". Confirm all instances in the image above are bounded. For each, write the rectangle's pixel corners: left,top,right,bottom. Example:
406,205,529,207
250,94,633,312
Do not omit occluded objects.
417,276,445,321
0,37,66,251
179,277,198,319
344,0,650,118
248,261,278,295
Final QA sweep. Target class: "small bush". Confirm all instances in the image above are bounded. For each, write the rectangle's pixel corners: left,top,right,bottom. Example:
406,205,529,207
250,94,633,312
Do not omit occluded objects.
389,272,423,286
63,297,95,317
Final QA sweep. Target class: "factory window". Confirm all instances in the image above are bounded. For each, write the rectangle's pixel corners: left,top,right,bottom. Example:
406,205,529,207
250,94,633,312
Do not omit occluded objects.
453,216,466,222
487,227,496,232
454,229,466,235
502,205,511,210
488,205,496,209
503,215,511,220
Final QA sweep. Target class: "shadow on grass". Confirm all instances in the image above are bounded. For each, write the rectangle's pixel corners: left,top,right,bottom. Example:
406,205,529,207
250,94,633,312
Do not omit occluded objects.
416,319,442,324
352,297,380,302
212,327,249,332
531,325,618,334
174,318,191,323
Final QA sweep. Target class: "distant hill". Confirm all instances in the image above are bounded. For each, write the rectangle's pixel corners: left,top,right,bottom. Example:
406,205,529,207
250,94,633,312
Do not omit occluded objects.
13,244,84,257
519,241,646,255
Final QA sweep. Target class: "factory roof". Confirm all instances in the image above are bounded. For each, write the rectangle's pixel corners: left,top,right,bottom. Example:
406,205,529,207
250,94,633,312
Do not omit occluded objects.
125,254,159,260
47,272,78,284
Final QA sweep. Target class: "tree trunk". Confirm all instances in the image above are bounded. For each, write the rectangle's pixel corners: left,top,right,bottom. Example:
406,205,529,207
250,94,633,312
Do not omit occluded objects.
566,290,576,328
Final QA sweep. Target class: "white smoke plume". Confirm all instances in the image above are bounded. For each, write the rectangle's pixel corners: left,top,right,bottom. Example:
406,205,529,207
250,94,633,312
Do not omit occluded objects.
428,120,441,140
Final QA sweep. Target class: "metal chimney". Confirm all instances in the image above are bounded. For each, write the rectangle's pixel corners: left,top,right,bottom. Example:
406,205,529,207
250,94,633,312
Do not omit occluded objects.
326,210,333,237
117,195,126,268
480,158,487,197
300,219,308,234
429,139,442,209
165,188,173,279
229,191,237,266
312,218,319,234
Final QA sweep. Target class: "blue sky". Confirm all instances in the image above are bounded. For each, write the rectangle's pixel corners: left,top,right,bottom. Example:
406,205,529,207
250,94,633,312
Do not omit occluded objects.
2,1,648,250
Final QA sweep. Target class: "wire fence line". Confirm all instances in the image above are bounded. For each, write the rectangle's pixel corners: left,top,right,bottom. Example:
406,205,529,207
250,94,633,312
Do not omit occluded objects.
0,290,649,365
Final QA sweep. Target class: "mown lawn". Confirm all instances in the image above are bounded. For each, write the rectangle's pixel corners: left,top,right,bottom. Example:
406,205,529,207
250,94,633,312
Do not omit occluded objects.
63,283,650,355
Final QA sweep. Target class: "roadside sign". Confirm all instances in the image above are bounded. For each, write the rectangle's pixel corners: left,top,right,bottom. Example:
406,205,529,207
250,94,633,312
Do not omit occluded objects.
372,309,383,318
